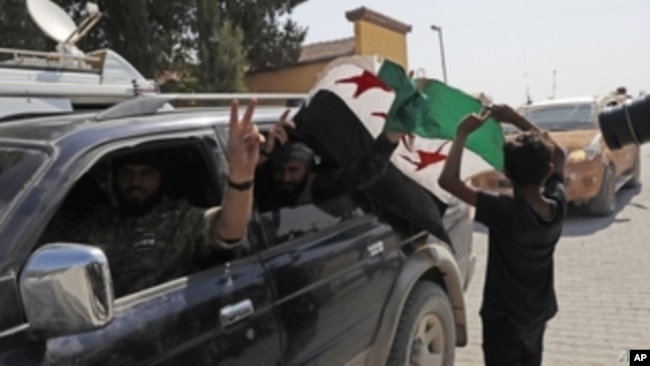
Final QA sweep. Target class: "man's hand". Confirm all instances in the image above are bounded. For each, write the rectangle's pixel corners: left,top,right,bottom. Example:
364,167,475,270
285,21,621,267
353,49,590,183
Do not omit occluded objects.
262,109,295,155
457,113,489,136
228,99,265,183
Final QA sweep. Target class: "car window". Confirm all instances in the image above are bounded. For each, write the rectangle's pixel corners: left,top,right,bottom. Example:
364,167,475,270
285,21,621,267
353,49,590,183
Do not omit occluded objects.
38,138,241,298
0,146,48,220
258,194,365,245
521,102,595,131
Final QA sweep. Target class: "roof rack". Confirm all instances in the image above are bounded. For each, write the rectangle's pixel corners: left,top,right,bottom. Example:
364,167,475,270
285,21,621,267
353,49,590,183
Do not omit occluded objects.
94,93,307,121
0,47,102,72
0,80,153,99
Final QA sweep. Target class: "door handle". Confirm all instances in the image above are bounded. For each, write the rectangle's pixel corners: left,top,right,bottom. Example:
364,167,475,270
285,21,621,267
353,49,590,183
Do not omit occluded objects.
220,299,254,327
367,241,384,257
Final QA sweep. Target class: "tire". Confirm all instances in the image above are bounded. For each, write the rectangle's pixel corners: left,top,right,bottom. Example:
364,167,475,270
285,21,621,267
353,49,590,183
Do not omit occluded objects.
386,282,455,366
623,152,641,188
587,165,616,216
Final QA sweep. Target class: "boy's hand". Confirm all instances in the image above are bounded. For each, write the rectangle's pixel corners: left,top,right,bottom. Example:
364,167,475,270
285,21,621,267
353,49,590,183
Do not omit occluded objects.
488,104,521,124
457,113,489,136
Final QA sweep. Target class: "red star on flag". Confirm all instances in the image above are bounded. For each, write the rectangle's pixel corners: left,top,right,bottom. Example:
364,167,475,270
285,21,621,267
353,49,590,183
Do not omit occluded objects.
401,141,450,171
336,71,392,98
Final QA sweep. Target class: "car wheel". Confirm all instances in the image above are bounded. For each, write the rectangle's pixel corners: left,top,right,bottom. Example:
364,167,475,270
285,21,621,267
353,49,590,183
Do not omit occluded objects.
386,282,455,366
587,165,616,216
623,152,641,188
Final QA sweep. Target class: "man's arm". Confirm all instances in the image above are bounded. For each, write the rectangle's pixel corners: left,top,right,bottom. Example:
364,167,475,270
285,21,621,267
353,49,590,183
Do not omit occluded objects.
213,99,264,243
309,131,403,201
438,114,488,207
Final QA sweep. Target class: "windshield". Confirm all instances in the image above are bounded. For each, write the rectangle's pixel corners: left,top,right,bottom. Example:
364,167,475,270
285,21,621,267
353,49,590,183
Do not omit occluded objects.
520,102,596,131
0,147,48,219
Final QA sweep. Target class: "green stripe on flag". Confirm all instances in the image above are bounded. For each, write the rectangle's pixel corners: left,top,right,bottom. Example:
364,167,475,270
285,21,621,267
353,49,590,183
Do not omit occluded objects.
376,60,429,135
419,80,504,170
377,60,504,171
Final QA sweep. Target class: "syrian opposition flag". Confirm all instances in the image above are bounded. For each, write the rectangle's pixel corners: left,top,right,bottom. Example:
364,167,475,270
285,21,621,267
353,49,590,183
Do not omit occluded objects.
298,55,504,204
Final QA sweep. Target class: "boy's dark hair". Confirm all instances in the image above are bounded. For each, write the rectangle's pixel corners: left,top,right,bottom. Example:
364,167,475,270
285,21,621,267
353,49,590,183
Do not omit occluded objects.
503,131,554,187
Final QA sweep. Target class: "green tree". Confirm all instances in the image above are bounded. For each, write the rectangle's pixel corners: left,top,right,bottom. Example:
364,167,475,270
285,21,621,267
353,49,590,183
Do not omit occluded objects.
221,0,307,72
0,0,51,51
196,0,246,92
59,0,185,78
0,0,308,89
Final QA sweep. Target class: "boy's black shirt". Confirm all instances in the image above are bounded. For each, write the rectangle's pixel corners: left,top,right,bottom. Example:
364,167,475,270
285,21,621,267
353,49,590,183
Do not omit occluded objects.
475,173,567,327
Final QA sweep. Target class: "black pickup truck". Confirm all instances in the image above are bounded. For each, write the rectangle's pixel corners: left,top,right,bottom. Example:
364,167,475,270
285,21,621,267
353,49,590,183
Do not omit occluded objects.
0,97,475,366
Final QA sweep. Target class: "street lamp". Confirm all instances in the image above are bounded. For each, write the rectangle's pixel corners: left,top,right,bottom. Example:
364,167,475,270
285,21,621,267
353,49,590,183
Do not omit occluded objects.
430,24,448,83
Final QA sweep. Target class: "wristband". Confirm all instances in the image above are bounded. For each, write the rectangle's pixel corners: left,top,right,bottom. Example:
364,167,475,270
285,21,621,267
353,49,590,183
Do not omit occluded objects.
228,178,254,191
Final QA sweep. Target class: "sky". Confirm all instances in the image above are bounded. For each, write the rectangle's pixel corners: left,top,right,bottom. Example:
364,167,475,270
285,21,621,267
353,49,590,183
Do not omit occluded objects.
291,0,650,106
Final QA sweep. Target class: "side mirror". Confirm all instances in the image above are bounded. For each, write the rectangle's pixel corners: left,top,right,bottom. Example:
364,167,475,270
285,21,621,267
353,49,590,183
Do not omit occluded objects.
19,243,114,338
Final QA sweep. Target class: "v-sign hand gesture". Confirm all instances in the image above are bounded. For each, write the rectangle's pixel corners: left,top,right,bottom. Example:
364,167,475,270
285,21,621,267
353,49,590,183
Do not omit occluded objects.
227,99,265,183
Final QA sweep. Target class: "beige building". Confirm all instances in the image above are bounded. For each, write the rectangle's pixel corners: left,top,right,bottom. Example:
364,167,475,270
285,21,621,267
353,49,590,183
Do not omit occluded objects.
244,6,412,94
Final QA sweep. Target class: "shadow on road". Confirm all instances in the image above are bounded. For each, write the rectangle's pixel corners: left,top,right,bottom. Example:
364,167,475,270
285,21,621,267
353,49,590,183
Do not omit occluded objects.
562,185,644,236
472,185,644,237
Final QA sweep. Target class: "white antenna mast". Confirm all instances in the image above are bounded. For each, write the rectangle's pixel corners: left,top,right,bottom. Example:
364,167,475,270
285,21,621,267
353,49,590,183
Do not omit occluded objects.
522,51,532,105
524,72,532,105
551,69,557,99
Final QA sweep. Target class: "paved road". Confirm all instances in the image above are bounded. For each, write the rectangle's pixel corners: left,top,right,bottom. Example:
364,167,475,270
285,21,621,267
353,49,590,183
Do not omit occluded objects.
456,145,650,366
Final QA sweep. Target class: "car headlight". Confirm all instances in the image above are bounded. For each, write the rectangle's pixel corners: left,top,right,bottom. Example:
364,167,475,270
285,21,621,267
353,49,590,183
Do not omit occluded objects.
568,150,587,162
568,148,598,162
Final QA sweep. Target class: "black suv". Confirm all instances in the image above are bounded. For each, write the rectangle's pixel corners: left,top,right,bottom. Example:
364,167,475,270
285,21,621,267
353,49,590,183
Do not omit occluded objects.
0,96,475,366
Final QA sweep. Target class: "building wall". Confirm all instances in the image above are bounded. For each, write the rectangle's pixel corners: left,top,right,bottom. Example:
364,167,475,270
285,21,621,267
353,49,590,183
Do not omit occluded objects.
244,13,409,93
353,20,408,69
245,61,329,93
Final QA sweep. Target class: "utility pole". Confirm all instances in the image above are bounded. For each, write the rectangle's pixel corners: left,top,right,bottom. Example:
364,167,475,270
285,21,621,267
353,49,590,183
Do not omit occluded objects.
430,24,448,83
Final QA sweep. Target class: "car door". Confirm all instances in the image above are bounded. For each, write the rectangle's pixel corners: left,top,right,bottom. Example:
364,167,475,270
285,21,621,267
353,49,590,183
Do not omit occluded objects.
43,256,282,366
13,133,283,366
257,195,401,365
214,124,401,364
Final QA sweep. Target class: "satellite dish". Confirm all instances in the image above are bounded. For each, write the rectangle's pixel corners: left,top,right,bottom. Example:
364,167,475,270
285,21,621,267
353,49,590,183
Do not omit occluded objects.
27,0,77,44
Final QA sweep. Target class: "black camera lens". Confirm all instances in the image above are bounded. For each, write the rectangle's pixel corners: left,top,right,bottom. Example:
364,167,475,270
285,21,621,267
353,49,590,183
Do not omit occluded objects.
598,94,650,150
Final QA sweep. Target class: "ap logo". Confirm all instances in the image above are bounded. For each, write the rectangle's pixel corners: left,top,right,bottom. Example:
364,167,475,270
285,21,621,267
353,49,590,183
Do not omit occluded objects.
630,350,650,365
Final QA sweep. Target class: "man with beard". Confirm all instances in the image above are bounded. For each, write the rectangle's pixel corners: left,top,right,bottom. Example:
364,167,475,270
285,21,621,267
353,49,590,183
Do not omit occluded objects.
40,100,263,297
254,110,404,213
254,141,329,211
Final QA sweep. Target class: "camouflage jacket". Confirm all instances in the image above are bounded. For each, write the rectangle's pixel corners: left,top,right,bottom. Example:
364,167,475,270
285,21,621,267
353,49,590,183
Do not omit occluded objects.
44,198,243,297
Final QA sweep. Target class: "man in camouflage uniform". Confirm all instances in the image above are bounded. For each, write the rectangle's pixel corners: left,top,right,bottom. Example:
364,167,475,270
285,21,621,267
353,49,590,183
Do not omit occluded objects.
44,100,264,298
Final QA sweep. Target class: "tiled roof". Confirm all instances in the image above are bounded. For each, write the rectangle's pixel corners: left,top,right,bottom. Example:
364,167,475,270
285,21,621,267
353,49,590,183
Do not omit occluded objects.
298,37,356,64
